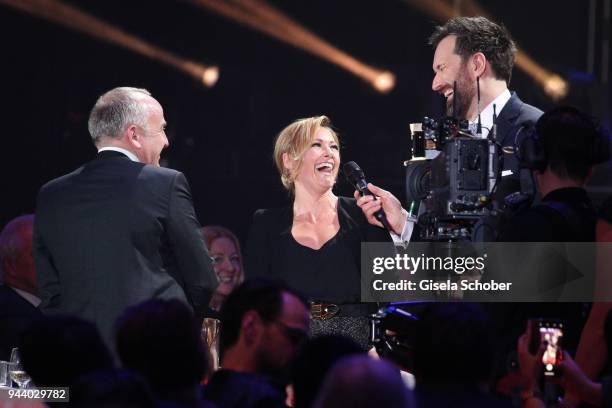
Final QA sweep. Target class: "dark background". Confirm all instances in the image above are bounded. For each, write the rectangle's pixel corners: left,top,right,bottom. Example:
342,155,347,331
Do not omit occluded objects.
1,0,610,244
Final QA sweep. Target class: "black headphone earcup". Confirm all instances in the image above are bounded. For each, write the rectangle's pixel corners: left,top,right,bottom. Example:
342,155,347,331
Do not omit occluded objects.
519,128,547,171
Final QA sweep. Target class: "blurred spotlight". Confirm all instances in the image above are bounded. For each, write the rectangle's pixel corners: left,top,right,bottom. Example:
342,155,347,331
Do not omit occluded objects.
187,0,395,93
202,66,220,87
372,71,396,94
542,74,570,101
0,0,219,88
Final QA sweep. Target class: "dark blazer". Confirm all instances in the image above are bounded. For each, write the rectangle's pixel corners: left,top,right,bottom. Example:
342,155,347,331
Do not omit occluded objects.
34,151,217,342
0,285,42,361
494,92,543,199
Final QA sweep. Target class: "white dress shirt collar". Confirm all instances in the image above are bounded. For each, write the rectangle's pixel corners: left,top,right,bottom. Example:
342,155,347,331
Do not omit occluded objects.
13,287,41,307
470,89,512,138
98,146,139,162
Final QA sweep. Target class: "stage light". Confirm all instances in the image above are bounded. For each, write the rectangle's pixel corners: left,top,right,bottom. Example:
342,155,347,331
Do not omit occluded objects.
372,71,396,94
202,66,220,87
187,0,395,93
0,0,219,88
543,74,569,101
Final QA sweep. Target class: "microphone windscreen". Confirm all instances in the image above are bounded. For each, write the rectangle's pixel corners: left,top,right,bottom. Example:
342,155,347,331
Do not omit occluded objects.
343,161,363,183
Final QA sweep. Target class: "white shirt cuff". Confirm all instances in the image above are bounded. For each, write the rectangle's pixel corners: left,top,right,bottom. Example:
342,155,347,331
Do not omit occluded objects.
390,214,414,247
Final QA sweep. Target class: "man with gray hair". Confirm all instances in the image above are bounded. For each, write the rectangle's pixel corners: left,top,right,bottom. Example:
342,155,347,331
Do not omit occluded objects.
34,87,217,346
0,214,42,361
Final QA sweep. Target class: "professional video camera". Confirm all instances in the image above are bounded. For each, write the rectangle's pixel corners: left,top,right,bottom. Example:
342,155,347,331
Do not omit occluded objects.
405,119,501,241
404,86,502,241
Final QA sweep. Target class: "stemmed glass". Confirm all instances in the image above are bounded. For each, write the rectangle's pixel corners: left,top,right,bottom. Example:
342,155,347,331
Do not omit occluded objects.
8,348,31,389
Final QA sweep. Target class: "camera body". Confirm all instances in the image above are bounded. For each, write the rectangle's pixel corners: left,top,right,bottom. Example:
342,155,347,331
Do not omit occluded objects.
405,116,500,241
370,304,420,371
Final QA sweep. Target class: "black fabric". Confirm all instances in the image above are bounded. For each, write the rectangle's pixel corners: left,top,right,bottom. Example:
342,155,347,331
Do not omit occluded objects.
34,151,217,345
203,369,287,408
244,196,391,303
415,385,513,408
498,187,597,242
0,285,43,361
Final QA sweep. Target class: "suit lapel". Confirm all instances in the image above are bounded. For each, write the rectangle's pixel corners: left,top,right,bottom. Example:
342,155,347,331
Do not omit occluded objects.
495,92,522,146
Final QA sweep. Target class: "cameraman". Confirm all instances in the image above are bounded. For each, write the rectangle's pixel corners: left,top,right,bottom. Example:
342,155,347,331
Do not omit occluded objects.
494,107,608,396
498,106,604,243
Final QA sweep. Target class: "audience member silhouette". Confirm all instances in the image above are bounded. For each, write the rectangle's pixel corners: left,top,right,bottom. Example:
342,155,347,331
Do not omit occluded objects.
115,299,211,407
204,279,309,408
70,369,157,408
290,334,364,408
19,315,114,387
413,303,512,407
312,355,415,408
0,214,42,360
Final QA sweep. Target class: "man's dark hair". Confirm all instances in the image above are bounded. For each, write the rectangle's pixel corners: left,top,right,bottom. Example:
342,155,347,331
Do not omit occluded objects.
291,335,365,408
220,278,308,351
115,299,207,397
429,16,517,84
537,106,605,182
19,316,114,387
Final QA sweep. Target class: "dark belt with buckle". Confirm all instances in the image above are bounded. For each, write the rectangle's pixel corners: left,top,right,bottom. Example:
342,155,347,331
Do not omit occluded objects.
310,301,340,320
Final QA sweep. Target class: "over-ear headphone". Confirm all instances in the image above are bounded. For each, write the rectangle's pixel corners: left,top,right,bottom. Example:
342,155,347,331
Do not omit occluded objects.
517,107,610,172
517,124,547,172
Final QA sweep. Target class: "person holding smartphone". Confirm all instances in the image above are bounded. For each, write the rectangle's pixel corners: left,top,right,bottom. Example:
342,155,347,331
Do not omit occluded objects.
518,321,611,407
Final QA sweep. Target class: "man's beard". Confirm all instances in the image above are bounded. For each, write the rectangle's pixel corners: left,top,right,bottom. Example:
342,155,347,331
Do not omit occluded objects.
446,65,475,119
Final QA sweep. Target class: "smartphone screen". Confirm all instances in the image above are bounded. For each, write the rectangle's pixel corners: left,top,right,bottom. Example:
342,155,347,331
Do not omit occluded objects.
539,323,563,377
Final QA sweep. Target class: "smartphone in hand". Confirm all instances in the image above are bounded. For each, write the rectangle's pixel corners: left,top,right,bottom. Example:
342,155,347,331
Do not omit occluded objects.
529,319,564,377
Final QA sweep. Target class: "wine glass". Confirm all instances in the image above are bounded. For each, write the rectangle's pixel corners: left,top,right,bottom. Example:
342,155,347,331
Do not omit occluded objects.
202,318,221,372
8,348,31,389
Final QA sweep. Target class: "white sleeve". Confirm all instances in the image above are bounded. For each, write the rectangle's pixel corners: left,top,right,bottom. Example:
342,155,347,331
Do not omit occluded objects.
389,216,415,248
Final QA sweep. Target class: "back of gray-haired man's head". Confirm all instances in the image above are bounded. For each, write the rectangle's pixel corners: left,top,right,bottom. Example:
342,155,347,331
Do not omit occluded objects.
88,87,152,145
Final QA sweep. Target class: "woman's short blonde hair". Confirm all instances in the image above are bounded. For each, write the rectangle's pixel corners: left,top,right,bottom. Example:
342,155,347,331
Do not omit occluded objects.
273,115,339,192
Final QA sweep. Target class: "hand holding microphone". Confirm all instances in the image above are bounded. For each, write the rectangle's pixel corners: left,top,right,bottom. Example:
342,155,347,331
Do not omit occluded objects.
344,161,407,235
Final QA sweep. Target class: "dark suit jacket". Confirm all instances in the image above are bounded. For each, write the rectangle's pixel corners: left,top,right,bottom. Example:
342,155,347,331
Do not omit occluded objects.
494,92,543,199
34,151,217,342
203,369,287,408
0,285,43,361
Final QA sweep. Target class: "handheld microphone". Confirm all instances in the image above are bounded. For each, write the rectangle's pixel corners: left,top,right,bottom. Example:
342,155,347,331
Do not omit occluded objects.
343,161,393,232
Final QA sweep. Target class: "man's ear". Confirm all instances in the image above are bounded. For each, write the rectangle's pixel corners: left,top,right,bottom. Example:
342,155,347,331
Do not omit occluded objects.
471,52,487,78
125,124,142,149
241,310,263,346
